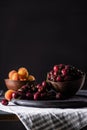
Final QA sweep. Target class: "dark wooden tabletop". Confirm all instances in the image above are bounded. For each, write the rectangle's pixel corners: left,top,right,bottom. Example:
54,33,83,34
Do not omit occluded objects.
0,110,18,121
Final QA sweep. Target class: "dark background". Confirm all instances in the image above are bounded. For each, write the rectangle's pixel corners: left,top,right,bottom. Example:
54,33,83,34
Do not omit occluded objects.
0,0,87,90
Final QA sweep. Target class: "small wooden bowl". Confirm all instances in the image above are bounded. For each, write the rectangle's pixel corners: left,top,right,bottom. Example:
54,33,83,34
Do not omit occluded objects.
4,79,35,91
47,73,86,98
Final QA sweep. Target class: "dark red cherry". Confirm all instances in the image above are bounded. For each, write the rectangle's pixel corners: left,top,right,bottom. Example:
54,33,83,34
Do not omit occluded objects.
36,84,41,89
53,71,57,76
59,64,65,69
47,73,51,79
1,99,8,105
65,65,70,70
49,70,54,75
42,81,47,87
21,84,29,92
56,93,63,100
34,92,41,100
26,92,33,100
53,65,59,72
12,92,19,99
38,86,44,93
56,76,63,82
61,69,67,76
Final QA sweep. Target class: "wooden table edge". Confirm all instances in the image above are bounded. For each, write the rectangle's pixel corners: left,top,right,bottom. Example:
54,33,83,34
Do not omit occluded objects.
0,113,19,121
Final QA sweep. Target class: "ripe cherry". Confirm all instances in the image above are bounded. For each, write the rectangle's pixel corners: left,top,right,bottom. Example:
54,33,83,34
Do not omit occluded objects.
49,70,53,75
12,92,19,99
53,71,57,76
1,99,8,105
61,69,67,76
36,84,41,89
42,81,47,87
53,65,59,72
26,92,33,100
34,92,41,100
38,86,44,93
56,92,63,100
65,65,70,70
59,64,64,69
47,73,51,80
56,76,63,82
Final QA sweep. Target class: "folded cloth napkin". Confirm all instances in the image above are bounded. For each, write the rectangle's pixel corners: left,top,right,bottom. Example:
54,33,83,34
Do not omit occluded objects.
0,90,87,130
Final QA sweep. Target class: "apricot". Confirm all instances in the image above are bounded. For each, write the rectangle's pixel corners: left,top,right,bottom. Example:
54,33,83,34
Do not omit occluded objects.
5,89,15,101
8,70,17,79
11,72,19,80
18,67,29,79
28,75,35,81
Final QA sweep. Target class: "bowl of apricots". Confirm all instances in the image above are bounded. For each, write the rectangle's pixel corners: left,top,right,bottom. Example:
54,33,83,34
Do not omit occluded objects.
4,67,36,91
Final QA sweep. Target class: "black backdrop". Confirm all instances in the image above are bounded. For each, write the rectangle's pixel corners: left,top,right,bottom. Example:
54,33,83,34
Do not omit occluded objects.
0,0,87,90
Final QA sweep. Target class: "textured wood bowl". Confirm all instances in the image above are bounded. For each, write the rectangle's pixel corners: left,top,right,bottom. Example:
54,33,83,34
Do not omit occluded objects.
4,79,35,91
47,73,86,98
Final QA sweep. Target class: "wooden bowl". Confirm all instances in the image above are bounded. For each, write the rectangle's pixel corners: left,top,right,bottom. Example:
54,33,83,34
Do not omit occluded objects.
46,73,86,98
4,79,35,91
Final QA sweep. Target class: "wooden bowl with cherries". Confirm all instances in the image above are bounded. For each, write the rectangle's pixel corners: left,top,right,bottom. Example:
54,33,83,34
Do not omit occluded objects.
46,64,86,98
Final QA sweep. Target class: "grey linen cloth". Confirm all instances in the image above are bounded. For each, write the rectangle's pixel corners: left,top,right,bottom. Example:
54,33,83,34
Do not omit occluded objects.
0,101,87,130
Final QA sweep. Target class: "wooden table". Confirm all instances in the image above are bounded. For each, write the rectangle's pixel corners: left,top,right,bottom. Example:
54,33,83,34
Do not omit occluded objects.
0,97,18,121
0,110,26,130
0,110,18,121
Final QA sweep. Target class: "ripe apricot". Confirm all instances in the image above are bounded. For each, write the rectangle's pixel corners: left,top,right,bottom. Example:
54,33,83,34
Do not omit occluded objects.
28,75,35,81
18,67,29,79
11,72,19,80
8,70,17,79
5,89,15,101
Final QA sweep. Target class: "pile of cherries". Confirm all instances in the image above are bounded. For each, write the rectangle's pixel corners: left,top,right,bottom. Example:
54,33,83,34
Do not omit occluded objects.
1,81,63,105
12,81,63,100
47,64,83,82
